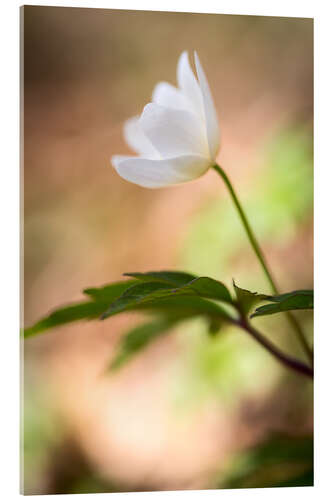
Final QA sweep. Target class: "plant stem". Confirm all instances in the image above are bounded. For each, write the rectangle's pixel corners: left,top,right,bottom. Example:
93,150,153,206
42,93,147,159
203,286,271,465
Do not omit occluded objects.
236,317,313,379
213,163,313,364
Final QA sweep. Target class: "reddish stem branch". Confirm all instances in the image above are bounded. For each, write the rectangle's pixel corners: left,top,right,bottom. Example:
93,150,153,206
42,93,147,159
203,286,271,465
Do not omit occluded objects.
235,317,313,379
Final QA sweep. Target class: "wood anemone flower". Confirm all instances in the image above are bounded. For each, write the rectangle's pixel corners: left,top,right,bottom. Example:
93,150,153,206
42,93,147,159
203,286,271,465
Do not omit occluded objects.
111,51,220,188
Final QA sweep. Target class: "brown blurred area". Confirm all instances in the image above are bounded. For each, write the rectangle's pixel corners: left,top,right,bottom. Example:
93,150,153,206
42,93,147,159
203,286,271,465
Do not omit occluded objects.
22,6,313,495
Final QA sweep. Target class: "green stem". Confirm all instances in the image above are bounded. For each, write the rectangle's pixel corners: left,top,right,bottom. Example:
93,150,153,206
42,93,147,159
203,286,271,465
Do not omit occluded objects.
213,163,313,364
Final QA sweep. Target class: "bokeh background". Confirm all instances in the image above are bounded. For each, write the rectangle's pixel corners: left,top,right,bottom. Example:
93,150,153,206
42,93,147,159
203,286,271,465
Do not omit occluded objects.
22,6,313,495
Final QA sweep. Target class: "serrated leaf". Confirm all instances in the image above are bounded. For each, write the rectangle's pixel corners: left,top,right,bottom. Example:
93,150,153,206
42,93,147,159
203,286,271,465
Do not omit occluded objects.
251,290,313,318
101,281,175,318
23,301,106,338
136,295,232,320
124,270,197,286
233,281,268,315
263,289,313,305
108,319,176,372
169,276,233,304
24,280,232,338
102,277,234,320
24,273,235,339
24,280,137,338
125,275,233,304
102,286,233,321
83,280,137,301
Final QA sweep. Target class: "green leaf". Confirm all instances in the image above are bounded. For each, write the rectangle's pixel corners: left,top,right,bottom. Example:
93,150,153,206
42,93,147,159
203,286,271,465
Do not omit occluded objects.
24,277,232,338
108,319,177,371
124,270,197,286
264,289,313,305
100,281,175,318
24,301,106,338
83,280,137,301
251,290,313,318
136,295,233,320
24,273,235,338
106,276,233,369
170,276,233,304
118,281,173,298
102,289,232,321
134,277,233,304
233,281,268,315
272,469,313,488
208,318,224,336
220,434,313,489
23,280,137,338
127,274,233,304
102,277,234,320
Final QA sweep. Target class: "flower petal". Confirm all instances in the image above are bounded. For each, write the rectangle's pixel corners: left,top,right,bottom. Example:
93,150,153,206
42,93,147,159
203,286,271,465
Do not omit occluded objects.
112,154,210,188
123,116,159,159
111,155,135,168
152,81,192,113
140,103,209,159
177,51,204,119
194,52,220,159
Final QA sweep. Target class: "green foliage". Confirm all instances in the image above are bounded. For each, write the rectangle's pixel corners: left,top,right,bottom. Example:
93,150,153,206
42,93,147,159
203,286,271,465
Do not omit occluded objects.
232,281,268,316
220,434,313,489
129,272,233,304
208,317,225,336
23,268,313,374
251,290,313,318
138,295,232,319
102,278,231,319
101,274,234,320
24,301,108,338
108,319,177,371
124,270,197,286
23,280,136,337
83,280,137,301
23,272,234,339
100,281,175,318
171,276,233,303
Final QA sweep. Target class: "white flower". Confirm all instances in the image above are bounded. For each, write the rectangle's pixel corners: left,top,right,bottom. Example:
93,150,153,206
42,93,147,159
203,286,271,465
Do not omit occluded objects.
111,51,220,188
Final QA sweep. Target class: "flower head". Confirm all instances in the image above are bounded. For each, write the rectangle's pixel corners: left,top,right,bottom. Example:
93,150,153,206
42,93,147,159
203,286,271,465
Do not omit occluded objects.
111,51,220,188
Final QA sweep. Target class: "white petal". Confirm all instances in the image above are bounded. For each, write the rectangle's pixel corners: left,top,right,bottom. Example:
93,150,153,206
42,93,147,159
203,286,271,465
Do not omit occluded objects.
194,52,220,159
140,103,209,159
152,81,192,113
123,116,159,159
113,154,210,188
111,155,134,168
177,51,204,119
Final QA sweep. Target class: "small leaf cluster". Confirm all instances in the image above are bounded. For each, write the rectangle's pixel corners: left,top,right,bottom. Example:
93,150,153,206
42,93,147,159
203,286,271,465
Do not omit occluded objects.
24,271,313,371
219,434,313,489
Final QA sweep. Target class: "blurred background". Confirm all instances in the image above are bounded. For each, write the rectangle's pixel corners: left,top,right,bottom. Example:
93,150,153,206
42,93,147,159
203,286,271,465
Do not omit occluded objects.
22,6,313,495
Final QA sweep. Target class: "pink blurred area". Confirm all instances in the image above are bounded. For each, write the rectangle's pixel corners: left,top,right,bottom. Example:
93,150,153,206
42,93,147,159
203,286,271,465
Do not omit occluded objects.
23,6,313,494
